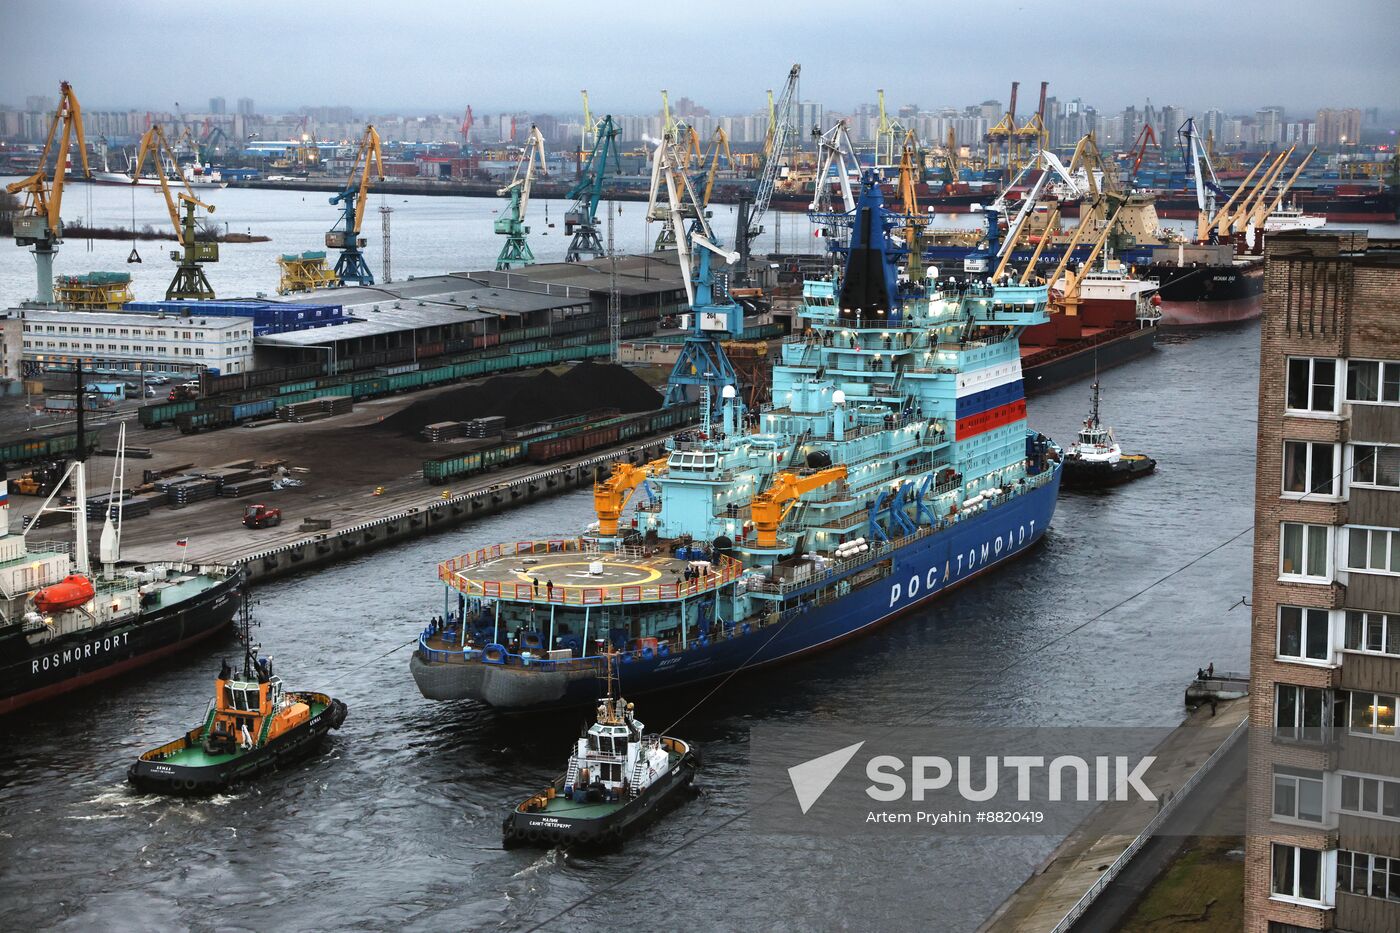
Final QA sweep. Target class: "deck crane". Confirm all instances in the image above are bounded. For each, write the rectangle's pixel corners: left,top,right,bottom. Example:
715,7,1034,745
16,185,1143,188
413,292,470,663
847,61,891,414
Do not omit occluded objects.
1210,151,1274,237
1052,205,1123,319
1224,148,1292,236
132,124,218,300
593,457,670,536
493,125,546,269
1178,118,1222,242
563,114,620,263
325,125,384,285
1255,147,1318,228
734,63,800,287
750,466,848,549
651,135,745,415
896,130,927,276
6,81,89,304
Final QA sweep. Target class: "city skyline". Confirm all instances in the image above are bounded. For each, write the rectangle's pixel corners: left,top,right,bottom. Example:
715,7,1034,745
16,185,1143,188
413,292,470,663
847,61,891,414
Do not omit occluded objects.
2,0,1396,115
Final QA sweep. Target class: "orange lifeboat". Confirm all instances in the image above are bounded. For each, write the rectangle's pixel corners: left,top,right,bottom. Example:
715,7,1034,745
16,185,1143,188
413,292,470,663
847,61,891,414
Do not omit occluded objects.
34,574,96,613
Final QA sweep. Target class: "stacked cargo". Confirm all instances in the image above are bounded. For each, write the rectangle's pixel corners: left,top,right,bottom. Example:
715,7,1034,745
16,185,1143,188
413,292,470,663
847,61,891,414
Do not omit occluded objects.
166,477,220,506
464,416,507,438
219,476,275,498
276,395,353,423
423,422,464,443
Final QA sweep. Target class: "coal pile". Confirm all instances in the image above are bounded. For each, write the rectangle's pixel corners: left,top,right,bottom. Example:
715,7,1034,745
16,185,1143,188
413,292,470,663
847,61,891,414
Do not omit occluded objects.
378,363,662,438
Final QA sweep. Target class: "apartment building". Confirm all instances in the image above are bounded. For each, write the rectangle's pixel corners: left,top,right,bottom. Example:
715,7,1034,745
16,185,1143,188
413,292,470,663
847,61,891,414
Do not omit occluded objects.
1245,229,1400,932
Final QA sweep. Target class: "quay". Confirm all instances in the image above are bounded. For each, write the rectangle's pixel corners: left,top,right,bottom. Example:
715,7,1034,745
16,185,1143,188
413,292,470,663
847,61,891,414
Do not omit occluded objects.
977,697,1248,933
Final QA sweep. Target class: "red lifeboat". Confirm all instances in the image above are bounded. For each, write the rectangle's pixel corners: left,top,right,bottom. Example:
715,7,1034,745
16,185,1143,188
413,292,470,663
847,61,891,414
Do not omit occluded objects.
34,574,96,613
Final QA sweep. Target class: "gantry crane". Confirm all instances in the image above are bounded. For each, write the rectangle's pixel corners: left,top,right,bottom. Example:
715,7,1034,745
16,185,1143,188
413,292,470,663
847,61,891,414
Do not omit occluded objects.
593,457,669,536
325,125,384,285
734,63,800,286
6,81,89,304
750,466,848,548
564,114,620,262
494,125,546,269
132,124,218,300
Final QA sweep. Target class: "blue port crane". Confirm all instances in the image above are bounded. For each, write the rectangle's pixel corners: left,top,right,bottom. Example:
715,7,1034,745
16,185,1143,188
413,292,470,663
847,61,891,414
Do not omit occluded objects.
494,124,546,269
326,125,383,285
564,114,620,262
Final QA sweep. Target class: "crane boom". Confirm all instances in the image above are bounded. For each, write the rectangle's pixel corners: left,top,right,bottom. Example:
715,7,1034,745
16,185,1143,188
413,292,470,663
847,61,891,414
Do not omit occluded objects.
1259,147,1317,222
1212,151,1273,237
494,125,546,269
751,466,847,548
593,458,669,536
133,123,219,300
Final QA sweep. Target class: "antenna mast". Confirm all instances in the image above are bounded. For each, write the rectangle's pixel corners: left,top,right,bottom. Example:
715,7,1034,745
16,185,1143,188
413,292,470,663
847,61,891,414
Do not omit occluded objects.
379,200,393,284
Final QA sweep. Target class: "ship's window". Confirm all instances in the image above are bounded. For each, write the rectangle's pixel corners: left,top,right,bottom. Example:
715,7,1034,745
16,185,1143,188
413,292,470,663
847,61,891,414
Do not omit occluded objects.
223,685,235,708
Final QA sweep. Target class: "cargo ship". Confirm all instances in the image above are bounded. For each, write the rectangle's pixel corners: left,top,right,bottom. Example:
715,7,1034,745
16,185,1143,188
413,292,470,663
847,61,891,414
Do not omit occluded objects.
411,171,1063,711
0,381,243,716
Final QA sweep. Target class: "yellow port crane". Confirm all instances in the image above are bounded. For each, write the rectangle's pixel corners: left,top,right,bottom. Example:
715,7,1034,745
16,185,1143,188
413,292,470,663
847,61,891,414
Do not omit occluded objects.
132,123,218,300
325,125,384,284
1046,205,1124,319
986,81,1019,181
6,81,89,304
943,126,961,183
1013,81,1050,168
593,458,670,536
896,130,927,276
699,126,733,209
750,466,848,549
1226,147,1294,236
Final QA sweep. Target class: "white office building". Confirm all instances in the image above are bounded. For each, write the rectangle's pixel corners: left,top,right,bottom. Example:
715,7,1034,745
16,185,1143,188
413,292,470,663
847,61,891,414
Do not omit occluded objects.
17,309,255,377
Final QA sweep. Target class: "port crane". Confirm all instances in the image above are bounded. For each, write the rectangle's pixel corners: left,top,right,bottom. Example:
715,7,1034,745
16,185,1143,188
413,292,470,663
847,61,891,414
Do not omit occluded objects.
734,63,800,286
810,119,859,215
494,125,546,269
1014,81,1050,168
564,114,619,262
986,81,1019,182
651,135,744,415
1178,117,1222,242
1216,150,1288,237
6,81,89,304
1209,151,1273,238
593,457,669,536
1126,123,1160,185
1256,148,1317,226
132,124,219,300
325,125,384,285
750,466,848,549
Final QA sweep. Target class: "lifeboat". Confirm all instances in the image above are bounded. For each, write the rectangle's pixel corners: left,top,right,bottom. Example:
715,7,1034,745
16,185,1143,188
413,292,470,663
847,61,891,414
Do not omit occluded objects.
34,574,96,613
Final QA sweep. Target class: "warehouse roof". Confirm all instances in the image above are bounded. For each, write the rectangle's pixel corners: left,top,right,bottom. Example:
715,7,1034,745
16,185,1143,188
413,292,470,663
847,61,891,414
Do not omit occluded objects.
282,276,589,315
255,305,497,346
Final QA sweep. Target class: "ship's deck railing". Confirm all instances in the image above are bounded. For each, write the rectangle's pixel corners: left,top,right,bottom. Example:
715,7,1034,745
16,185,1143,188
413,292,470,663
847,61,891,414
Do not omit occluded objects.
437,545,745,606
416,627,609,672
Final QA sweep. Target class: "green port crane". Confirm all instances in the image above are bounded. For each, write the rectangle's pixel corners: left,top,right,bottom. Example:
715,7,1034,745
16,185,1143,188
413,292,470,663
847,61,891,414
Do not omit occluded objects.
6,81,89,304
132,123,218,300
494,125,546,269
564,114,620,263
326,125,383,285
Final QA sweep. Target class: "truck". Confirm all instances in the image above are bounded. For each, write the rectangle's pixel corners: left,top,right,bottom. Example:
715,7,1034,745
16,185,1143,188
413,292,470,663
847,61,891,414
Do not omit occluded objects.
242,504,282,529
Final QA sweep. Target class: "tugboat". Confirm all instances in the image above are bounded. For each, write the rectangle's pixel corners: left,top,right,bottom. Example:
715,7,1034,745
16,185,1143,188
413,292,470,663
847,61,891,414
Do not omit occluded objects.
1061,382,1156,489
127,600,347,795
502,659,698,850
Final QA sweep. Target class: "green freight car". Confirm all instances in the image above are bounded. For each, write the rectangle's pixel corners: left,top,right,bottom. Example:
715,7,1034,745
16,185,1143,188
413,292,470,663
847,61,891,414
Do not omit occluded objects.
422,441,524,485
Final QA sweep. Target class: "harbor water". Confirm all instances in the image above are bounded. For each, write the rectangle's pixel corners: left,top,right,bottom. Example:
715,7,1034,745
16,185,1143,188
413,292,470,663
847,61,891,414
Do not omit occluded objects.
0,319,1260,931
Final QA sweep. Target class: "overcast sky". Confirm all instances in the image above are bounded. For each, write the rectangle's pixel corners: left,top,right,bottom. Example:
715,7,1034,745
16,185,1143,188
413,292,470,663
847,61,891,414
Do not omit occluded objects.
3,0,1396,116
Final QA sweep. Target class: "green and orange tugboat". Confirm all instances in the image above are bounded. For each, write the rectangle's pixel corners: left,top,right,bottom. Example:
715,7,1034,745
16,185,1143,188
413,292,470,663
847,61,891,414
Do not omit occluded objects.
502,659,698,850
127,603,347,795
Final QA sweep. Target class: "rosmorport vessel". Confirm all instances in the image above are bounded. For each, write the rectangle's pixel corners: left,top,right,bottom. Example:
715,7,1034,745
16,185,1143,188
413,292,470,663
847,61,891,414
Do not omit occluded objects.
0,372,243,716
411,172,1063,711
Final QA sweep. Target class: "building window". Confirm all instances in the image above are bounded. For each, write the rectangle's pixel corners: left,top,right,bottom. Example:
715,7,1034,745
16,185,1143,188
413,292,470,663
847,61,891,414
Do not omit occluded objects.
1345,526,1400,575
1283,441,1338,496
1280,522,1331,581
1273,767,1326,823
1346,610,1400,656
1346,359,1400,405
1276,684,1340,741
1277,606,1331,663
1271,843,1329,905
1337,850,1400,901
1286,357,1338,414
1340,774,1400,820
1349,690,1398,738
1352,444,1400,490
